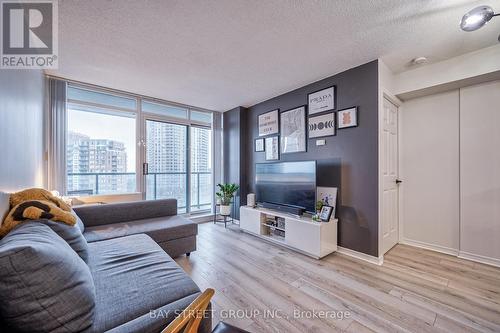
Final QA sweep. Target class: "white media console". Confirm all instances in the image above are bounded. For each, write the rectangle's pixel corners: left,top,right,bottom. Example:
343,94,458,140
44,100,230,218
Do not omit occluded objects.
239,206,338,259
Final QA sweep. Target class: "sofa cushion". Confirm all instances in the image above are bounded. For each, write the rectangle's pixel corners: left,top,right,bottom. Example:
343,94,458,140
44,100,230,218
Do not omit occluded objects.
0,222,95,333
41,219,89,262
83,215,197,244
74,199,178,227
72,209,85,233
86,234,200,332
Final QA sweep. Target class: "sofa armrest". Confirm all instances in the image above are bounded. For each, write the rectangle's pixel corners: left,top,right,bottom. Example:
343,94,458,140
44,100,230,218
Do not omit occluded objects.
73,199,177,227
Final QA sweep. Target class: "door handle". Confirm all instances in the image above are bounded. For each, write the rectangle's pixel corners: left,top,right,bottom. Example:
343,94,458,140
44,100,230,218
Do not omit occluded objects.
395,179,403,184
142,163,149,175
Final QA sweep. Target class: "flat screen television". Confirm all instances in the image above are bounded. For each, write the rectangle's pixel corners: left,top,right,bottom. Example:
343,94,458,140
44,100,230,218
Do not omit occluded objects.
255,161,316,214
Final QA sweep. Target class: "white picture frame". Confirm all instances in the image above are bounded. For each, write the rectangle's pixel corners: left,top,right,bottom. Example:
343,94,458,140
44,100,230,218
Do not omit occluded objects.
308,86,335,115
317,186,338,218
337,107,358,129
280,106,306,154
308,113,335,138
258,109,279,137
265,136,279,160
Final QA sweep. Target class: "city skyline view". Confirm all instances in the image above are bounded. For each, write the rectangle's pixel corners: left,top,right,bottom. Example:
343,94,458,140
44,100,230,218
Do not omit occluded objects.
67,109,212,212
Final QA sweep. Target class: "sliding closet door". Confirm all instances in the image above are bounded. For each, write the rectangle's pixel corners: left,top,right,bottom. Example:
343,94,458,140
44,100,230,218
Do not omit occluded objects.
400,90,460,253
460,80,500,265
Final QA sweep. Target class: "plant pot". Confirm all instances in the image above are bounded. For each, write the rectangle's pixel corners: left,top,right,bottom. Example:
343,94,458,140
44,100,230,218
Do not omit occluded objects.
220,204,231,216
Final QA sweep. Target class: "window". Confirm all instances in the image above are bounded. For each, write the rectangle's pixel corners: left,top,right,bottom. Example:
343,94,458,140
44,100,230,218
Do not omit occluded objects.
190,110,212,124
66,88,137,196
190,126,212,212
142,100,188,119
61,83,216,215
145,120,188,213
68,86,137,110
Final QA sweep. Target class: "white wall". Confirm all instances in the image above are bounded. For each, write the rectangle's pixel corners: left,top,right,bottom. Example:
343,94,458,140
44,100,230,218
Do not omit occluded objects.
459,80,500,266
400,91,460,254
0,70,46,192
394,45,500,100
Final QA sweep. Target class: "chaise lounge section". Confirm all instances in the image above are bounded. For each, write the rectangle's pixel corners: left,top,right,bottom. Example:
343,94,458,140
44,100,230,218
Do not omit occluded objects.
74,199,197,258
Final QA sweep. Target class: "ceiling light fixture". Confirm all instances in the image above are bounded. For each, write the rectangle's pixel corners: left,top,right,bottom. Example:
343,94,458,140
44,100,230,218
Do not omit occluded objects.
460,5,498,31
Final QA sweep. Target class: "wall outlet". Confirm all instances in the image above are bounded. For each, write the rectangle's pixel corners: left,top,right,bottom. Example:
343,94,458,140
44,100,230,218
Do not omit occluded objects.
316,139,326,146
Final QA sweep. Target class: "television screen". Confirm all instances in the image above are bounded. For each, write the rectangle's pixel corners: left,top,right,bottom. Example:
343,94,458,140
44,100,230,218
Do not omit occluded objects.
255,161,316,213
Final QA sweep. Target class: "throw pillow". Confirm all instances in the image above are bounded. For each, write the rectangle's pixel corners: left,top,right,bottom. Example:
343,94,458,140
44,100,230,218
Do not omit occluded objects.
0,200,76,237
0,222,95,332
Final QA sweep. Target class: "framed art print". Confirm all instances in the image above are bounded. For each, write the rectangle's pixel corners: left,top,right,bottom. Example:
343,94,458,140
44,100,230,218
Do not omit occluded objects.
308,113,335,138
265,136,279,160
280,106,306,154
337,107,358,129
308,86,335,115
255,138,265,152
258,109,279,136
319,205,333,222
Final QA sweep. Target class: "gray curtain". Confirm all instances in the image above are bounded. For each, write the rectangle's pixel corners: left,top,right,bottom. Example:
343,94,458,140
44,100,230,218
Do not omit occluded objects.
47,78,67,194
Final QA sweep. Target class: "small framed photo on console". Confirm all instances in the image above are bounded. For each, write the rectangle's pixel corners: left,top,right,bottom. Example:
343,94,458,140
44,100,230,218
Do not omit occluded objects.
319,205,333,222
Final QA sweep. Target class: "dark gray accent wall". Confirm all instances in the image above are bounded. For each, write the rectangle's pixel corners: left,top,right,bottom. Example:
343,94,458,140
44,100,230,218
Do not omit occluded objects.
0,70,46,191
222,106,248,219
244,60,379,256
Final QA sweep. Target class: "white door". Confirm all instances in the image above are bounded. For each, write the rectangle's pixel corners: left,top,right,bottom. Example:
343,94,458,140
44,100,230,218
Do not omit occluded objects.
382,97,400,254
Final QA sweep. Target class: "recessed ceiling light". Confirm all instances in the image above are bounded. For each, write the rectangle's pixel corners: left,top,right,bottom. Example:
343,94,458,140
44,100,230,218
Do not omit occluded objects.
412,57,427,65
460,6,498,31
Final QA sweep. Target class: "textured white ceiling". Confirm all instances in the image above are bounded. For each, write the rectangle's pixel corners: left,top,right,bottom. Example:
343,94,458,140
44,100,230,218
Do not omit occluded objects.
48,0,500,110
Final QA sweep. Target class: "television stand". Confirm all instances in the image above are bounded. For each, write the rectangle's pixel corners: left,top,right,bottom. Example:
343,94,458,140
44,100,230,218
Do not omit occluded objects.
239,206,338,259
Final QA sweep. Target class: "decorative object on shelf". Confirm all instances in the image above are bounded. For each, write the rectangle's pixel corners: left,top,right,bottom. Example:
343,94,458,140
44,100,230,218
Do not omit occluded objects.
337,107,358,129
308,86,335,115
312,200,324,221
258,109,279,137
308,113,335,138
319,205,334,222
215,183,239,216
247,193,256,207
280,106,306,154
255,138,265,152
265,136,279,160
317,186,338,218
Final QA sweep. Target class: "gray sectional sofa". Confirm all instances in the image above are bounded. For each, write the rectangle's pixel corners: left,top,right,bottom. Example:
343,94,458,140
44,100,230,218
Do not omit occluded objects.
0,198,210,333
74,199,197,258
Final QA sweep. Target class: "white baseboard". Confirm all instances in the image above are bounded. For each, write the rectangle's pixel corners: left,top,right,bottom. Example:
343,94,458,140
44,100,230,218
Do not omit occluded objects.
400,238,459,256
400,238,500,268
337,246,384,266
458,251,500,268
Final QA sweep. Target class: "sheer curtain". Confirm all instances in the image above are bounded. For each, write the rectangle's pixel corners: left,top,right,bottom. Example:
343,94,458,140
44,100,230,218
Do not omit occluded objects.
47,78,67,194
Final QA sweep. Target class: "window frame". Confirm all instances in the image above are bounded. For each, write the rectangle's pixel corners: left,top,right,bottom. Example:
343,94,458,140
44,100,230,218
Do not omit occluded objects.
63,81,217,216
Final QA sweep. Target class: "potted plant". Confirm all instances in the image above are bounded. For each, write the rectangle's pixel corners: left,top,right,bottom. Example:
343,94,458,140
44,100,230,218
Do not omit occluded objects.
313,200,325,222
216,183,239,216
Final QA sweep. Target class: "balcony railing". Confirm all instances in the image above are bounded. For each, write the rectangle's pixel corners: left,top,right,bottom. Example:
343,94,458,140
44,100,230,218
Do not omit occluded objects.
67,172,212,211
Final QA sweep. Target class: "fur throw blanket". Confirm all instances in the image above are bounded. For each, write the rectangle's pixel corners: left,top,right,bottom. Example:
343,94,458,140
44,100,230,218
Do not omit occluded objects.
0,189,75,237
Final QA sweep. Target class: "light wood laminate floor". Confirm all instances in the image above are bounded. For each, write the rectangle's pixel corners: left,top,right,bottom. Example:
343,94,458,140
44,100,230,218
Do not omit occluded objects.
175,223,500,333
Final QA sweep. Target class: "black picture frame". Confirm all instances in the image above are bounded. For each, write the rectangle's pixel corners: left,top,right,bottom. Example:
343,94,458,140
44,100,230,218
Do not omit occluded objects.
337,106,358,129
307,86,336,115
319,205,333,222
255,138,265,152
265,136,279,161
308,112,336,138
280,106,307,154
258,109,279,137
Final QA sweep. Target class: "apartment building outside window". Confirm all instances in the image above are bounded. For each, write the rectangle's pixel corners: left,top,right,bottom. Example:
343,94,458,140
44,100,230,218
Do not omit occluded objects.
64,84,215,215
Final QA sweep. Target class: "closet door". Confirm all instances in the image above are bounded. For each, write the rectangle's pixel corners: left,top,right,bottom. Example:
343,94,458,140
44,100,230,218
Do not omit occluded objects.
460,80,500,265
